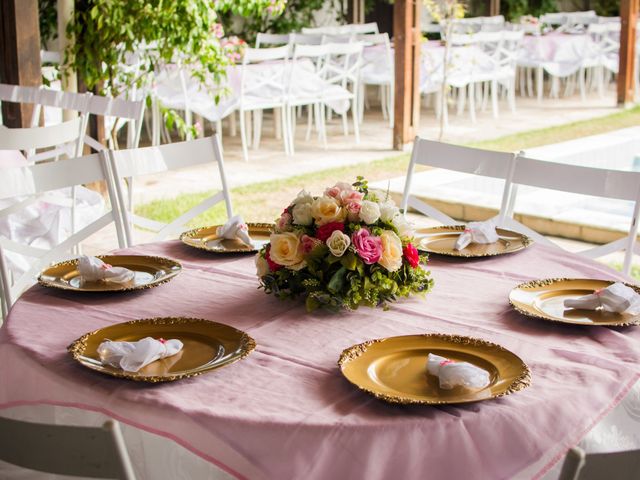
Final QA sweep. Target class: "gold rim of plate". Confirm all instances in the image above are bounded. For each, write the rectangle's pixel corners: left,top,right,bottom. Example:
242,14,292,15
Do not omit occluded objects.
180,223,272,253
38,255,182,292
338,333,531,405
68,317,256,382
415,225,532,258
509,278,640,327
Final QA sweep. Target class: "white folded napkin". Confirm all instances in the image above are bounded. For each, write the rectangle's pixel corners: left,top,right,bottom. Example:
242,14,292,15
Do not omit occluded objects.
216,215,252,246
427,353,491,390
77,255,135,284
564,282,640,314
454,221,500,251
97,337,184,373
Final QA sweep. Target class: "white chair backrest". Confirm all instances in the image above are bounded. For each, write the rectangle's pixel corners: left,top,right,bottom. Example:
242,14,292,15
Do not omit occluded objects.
290,33,324,46
401,137,516,225
503,154,640,275
357,33,393,73
321,33,356,44
323,43,364,90
0,117,86,162
540,12,568,26
349,22,380,34
293,43,330,61
255,32,291,48
239,46,290,108
302,22,379,35
107,135,233,245
559,445,640,480
85,95,145,150
0,417,136,480
0,152,126,309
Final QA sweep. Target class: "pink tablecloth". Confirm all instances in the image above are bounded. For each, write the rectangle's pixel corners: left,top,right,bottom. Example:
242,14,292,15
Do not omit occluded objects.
2,240,640,479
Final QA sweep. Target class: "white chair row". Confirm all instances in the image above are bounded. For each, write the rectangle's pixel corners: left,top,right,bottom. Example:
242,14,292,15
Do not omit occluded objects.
402,137,640,277
0,135,232,316
301,22,378,36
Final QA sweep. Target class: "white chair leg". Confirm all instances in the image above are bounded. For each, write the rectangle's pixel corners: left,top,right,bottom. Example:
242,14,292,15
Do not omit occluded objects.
578,68,586,101
388,83,394,128
318,103,328,149
215,120,223,153
341,111,349,136
491,80,499,119
230,111,237,137
286,106,295,155
352,98,360,144
536,66,544,102
239,109,249,162
508,79,516,114
468,83,476,124
456,86,466,116
305,105,313,141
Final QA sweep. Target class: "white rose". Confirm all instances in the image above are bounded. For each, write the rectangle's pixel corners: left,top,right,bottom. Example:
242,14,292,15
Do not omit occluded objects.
311,196,346,226
379,200,399,223
326,230,351,257
255,253,269,277
359,200,381,224
292,202,313,225
392,214,414,238
293,189,314,206
378,230,403,272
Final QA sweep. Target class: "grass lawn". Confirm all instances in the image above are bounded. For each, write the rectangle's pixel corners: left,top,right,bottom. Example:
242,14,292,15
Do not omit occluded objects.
137,104,640,229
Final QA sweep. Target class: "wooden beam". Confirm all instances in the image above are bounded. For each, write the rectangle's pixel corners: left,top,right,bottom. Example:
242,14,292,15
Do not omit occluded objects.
393,0,421,150
348,0,365,24
489,0,501,17
617,0,638,105
0,0,42,127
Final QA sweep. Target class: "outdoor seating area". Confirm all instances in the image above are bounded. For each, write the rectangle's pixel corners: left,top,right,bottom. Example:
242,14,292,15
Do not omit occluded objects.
1,1,640,479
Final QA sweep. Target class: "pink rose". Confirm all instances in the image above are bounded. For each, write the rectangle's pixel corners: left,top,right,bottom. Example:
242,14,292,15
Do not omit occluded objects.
324,186,341,199
276,212,292,232
352,228,382,264
345,202,361,222
340,190,364,205
300,234,321,253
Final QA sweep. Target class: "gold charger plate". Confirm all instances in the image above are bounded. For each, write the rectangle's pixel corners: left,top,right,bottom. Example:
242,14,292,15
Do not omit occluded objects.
180,223,272,253
68,317,256,382
38,255,181,292
338,334,530,405
415,225,532,257
509,278,640,327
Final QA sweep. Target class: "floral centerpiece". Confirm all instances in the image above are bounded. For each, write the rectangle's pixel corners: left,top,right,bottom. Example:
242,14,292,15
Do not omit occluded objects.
255,178,434,312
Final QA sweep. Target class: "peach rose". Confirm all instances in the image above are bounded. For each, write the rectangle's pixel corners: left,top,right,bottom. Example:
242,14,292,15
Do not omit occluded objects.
311,196,346,226
269,232,306,270
378,230,403,272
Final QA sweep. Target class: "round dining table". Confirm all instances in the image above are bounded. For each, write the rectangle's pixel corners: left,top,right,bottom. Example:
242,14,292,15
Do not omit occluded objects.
1,239,640,479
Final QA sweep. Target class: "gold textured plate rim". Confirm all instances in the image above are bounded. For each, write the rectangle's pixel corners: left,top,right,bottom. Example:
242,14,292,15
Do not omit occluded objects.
68,316,256,383
338,333,531,405
37,255,182,292
509,277,640,327
179,222,273,253
415,225,533,258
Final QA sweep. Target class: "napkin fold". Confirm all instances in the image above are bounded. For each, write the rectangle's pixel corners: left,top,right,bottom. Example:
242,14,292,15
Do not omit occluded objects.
564,282,640,314
454,221,500,250
97,337,184,373
77,255,135,284
427,353,491,390
217,215,252,246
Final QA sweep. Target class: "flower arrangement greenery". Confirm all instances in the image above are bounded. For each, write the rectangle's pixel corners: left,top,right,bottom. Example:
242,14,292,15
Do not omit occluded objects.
255,178,434,312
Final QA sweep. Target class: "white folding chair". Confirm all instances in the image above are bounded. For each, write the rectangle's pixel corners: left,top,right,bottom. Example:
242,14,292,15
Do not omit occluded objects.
288,44,331,153
290,33,324,46
0,417,136,480
255,33,291,48
321,42,364,144
500,154,640,276
237,45,291,161
0,152,126,313
107,135,233,246
559,445,640,480
357,33,394,127
401,137,516,225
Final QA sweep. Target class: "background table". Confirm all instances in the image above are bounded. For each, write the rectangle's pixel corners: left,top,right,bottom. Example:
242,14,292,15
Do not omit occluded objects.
2,240,640,479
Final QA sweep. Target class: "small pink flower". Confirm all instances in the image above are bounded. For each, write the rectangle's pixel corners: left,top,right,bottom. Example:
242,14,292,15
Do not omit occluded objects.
100,263,112,270
325,186,341,199
340,190,364,205
300,234,321,253
352,228,383,265
276,212,292,231
345,202,361,222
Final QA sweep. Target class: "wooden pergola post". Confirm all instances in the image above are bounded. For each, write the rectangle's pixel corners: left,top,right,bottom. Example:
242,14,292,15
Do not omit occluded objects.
618,0,639,106
489,0,500,17
0,0,42,127
393,0,421,150
348,0,365,24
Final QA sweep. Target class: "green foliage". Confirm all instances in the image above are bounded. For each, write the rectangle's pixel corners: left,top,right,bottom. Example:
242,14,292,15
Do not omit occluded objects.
501,0,558,21
38,0,57,48
220,0,337,45
64,0,285,138
591,0,619,16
